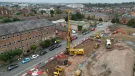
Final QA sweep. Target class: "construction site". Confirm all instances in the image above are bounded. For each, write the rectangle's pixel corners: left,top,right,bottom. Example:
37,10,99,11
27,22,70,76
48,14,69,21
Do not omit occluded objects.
25,11,135,76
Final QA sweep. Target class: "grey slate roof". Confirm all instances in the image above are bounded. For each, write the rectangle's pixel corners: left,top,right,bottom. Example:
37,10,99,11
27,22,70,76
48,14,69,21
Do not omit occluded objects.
0,19,54,36
56,25,67,32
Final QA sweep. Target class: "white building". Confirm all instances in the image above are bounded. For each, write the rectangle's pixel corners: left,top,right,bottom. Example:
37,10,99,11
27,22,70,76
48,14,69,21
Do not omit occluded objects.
39,7,54,14
66,4,84,8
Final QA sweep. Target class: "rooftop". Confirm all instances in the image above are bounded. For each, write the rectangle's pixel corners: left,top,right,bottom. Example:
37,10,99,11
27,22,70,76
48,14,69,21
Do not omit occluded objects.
0,19,54,36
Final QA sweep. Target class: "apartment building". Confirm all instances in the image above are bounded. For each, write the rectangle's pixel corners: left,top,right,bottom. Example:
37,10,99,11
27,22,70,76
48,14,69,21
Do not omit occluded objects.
0,19,56,54
0,7,12,17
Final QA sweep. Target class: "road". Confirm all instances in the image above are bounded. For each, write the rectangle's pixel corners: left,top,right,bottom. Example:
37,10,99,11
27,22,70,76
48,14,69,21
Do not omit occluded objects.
0,22,112,76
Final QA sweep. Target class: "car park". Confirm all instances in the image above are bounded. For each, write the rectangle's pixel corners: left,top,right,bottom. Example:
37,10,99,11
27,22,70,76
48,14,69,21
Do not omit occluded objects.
7,64,19,71
22,58,31,64
30,54,39,59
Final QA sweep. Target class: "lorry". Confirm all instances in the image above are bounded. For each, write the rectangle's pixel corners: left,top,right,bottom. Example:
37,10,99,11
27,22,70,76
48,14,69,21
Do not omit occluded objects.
106,39,111,49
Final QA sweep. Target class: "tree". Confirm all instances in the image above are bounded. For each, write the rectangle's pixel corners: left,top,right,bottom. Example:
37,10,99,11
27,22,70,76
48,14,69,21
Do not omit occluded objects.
13,18,20,21
55,9,62,14
44,40,51,47
91,15,95,20
2,18,12,23
82,29,87,33
31,9,37,14
65,16,68,22
111,18,115,23
30,44,37,53
99,18,103,21
78,25,82,31
40,10,46,14
115,18,119,23
127,19,135,27
51,38,56,45
40,41,46,48
50,10,54,17
13,49,23,56
71,14,78,20
0,53,10,62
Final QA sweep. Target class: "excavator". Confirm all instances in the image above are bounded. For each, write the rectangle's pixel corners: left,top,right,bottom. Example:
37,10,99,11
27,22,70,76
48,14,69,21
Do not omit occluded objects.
65,10,84,56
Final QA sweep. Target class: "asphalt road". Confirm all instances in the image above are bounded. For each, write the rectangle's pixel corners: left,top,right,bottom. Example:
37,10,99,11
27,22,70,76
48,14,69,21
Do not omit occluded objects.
0,21,112,76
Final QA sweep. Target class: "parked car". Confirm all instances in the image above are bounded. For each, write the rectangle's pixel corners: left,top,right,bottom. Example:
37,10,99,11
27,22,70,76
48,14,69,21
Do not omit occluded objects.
55,44,61,48
39,51,47,55
91,28,95,31
71,36,78,41
7,64,19,71
49,45,56,51
30,54,39,59
22,58,31,64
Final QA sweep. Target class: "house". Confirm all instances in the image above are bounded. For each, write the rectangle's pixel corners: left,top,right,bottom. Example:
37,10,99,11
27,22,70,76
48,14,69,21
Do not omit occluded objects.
130,7,135,16
55,25,67,40
70,20,89,31
0,6,12,17
82,12,110,21
119,15,135,24
0,19,56,54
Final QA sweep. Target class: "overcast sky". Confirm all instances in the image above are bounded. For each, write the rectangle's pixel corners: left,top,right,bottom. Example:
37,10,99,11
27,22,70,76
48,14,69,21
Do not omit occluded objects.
0,0,135,3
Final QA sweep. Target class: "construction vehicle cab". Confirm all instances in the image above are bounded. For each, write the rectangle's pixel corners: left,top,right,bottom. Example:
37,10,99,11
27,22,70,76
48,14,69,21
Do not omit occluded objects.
75,69,82,76
55,66,63,72
54,71,59,76
68,48,84,55
95,43,100,49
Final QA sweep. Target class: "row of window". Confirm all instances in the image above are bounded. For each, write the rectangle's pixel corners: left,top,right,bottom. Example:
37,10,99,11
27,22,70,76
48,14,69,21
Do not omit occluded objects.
0,40,40,48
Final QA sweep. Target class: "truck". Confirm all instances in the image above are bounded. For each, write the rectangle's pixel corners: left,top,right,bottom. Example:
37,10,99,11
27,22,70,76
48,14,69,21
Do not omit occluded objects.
106,39,111,49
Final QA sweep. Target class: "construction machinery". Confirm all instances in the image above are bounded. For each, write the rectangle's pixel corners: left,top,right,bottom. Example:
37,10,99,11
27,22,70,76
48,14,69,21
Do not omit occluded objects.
106,39,111,49
74,69,82,76
65,10,84,55
94,43,100,49
53,66,63,76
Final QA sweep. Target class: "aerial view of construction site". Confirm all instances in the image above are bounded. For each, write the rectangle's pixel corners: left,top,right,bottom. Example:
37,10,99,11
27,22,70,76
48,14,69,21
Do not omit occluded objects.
0,1,135,76
23,11,135,76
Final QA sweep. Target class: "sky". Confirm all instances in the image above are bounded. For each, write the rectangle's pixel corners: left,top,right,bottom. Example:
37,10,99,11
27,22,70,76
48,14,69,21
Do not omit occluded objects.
0,0,135,3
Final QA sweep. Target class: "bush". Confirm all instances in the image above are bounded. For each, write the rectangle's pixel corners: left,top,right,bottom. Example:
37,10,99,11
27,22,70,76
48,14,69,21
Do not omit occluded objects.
13,18,20,21
2,18,12,23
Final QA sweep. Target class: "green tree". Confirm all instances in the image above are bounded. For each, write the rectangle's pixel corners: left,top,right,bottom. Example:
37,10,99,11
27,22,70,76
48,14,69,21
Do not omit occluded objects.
2,18,12,23
127,19,135,27
111,18,115,23
0,53,10,62
50,10,54,17
65,16,68,22
13,18,20,21
91,15,95,20
40,10,46,14
13,49,23,56
82,29,87,33
99,18,103,21
115,18,119,23
71,14,78,20
40,41,46,48
55,9,62,14
44,40,51,47
31,9,37,14
78,25,82,31
30,44,37,53
51,38,56,45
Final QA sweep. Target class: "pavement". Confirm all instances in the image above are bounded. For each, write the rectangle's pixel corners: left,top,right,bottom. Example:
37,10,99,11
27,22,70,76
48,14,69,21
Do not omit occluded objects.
0,21,112,76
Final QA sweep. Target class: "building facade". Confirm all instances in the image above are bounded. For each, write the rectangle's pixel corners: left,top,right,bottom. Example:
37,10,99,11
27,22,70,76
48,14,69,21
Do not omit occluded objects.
0,7,12,17
0,19,56,54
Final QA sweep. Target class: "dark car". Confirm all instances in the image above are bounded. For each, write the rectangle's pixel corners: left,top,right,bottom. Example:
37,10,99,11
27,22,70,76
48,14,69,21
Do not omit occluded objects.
39,51,47,55
55,44,61,48
49,45,56,51
7,64,19,71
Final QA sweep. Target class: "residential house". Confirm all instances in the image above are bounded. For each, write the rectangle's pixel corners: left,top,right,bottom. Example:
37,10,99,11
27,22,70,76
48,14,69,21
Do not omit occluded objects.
0,19,56,54
119,15,135,24
130,7,135,16
0,6,12,17
82,12,110,21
